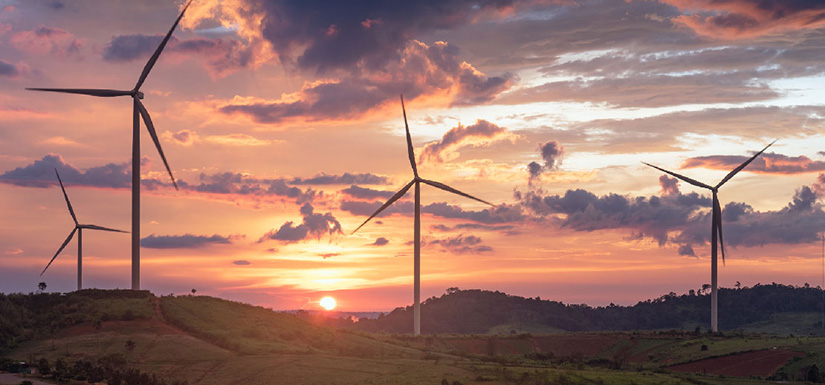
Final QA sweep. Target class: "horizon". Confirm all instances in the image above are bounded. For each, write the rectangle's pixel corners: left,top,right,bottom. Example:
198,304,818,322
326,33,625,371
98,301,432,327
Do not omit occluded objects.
3,0,825,313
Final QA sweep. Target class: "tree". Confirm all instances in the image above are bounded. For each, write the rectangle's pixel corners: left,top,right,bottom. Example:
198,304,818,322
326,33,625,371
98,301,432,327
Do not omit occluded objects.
191,288,196,296
53,358,67,380
37,357,51,375
735,281,741,289
37,282,46,293
125,339,136,353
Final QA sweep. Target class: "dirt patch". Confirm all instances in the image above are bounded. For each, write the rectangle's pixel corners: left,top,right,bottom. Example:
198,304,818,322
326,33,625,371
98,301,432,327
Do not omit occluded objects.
667,348,804,377
531,334,621,357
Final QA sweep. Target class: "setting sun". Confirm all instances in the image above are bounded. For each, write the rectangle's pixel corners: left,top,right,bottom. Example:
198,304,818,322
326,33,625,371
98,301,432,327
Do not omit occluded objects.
320,296,336,311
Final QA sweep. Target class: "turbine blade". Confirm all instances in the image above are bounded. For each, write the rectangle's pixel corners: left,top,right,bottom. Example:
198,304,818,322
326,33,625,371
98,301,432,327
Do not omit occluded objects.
420,179,494,206
136,98,178,190
26,88,131,97
80,224,128,233
642,162,713,190
351,180,415,234
713,194,726,266
54,169,78,225
134,0,192,91
41,227,77,276
716,139,777,189
400,95,419,178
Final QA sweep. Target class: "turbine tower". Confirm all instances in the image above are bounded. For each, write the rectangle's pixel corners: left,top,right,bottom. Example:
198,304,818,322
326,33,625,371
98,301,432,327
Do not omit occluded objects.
352,95,494,336
27,2,191,290
43,170,128,291
643,140,775,332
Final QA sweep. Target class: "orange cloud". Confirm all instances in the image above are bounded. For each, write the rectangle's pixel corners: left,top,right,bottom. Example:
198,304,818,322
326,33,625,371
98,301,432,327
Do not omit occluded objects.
662,0,825,38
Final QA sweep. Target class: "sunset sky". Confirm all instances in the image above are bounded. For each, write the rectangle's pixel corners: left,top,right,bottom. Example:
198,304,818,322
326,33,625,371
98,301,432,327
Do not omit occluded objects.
2,0,825,312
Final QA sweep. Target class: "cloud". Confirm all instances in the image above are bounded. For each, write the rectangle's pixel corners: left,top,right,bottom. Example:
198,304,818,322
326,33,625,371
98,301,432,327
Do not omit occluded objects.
217,40,515,123
140,234,235,249
341,185,395,200
528,140,564,184
659,175,680,196
661,0,825,39
516,175,825,254
427,234,493,254
0,155,318,205
0,154,132,188
205,133,272,146
340,198,522,224
233,260,252,266
291,172,390,185
10,26,83,57
260,203,343,243
370,237,389,246
103,34,253,77
683,152,825,175
420,119,517,164
0,59,21,77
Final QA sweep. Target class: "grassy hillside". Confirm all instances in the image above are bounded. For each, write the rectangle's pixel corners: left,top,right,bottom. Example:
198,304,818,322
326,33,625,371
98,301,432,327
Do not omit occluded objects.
352,284,825,335
4,289,825,384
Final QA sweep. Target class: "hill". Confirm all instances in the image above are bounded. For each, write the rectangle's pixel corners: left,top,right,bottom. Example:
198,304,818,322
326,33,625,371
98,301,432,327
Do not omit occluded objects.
351,284,825,334
3,288,825,384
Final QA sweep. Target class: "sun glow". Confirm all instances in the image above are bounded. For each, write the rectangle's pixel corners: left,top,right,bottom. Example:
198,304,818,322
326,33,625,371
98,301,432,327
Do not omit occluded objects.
319,296,336,311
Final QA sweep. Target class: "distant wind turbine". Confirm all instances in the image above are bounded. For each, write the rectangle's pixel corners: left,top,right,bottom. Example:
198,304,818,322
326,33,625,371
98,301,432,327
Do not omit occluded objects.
27,1,192,290
643,140,775,332
43,169,128,291
352,95,495,336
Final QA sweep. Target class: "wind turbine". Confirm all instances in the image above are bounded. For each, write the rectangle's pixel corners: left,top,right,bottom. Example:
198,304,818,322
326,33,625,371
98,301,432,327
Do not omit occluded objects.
352,95,494,336
643,140,775,332
43,169,128,291
27,2,191,290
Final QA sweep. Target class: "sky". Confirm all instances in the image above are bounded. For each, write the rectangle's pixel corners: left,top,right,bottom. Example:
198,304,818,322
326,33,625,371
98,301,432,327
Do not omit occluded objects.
2,0,825,312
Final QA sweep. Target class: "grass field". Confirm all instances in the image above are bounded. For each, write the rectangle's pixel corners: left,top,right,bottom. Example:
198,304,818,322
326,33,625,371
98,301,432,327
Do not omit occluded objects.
6,292,825,384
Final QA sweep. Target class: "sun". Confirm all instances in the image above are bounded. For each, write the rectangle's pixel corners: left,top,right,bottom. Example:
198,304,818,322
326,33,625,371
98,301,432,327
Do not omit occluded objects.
319,296,336,311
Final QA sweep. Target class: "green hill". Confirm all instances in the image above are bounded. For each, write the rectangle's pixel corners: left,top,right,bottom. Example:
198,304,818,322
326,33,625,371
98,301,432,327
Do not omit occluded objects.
4,288,825,385
352,284,825,335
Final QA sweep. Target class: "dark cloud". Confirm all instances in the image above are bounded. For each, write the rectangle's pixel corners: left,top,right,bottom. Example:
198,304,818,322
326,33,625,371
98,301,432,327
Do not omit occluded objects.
256,0,517,73
528,140,563,184
0,59,20,77
426,234,493,254
0,154,132,188
683,152,825,175
319,253,339,259
140,234,234,249
678,244,695,257
516,176,825,253
341,185,395,200
370,237,389,246
291,172,390,185
103,34,252,77
340,198,522,224
420,119,514,163
662,0,825,38
233,260,252,266
659,175,680,196
218,40,514,123
0,155,318,204
260,203,343,243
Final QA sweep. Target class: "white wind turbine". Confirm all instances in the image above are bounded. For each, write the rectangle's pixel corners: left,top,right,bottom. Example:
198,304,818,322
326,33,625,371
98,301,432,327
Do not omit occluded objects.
43,169,128,291
352,95,494,336
27,1,192,290
643,140,775,332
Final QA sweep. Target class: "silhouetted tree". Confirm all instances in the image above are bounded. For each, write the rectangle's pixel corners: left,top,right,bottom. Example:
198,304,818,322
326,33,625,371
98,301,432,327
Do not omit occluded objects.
125,339,136,353
37,357,50,375
37,282,46,293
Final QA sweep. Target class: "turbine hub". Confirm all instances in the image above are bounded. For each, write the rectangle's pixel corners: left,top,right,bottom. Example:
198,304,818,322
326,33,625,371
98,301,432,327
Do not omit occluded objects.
132,91,145,99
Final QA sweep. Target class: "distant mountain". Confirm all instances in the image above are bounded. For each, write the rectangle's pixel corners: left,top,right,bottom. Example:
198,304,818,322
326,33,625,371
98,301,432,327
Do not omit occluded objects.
349,284,825,334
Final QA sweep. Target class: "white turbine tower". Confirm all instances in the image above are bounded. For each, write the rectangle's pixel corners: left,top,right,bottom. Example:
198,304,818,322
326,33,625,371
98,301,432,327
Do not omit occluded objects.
43,170,128,291
643,140,775,332
27,1,192,290
352,95,494,336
